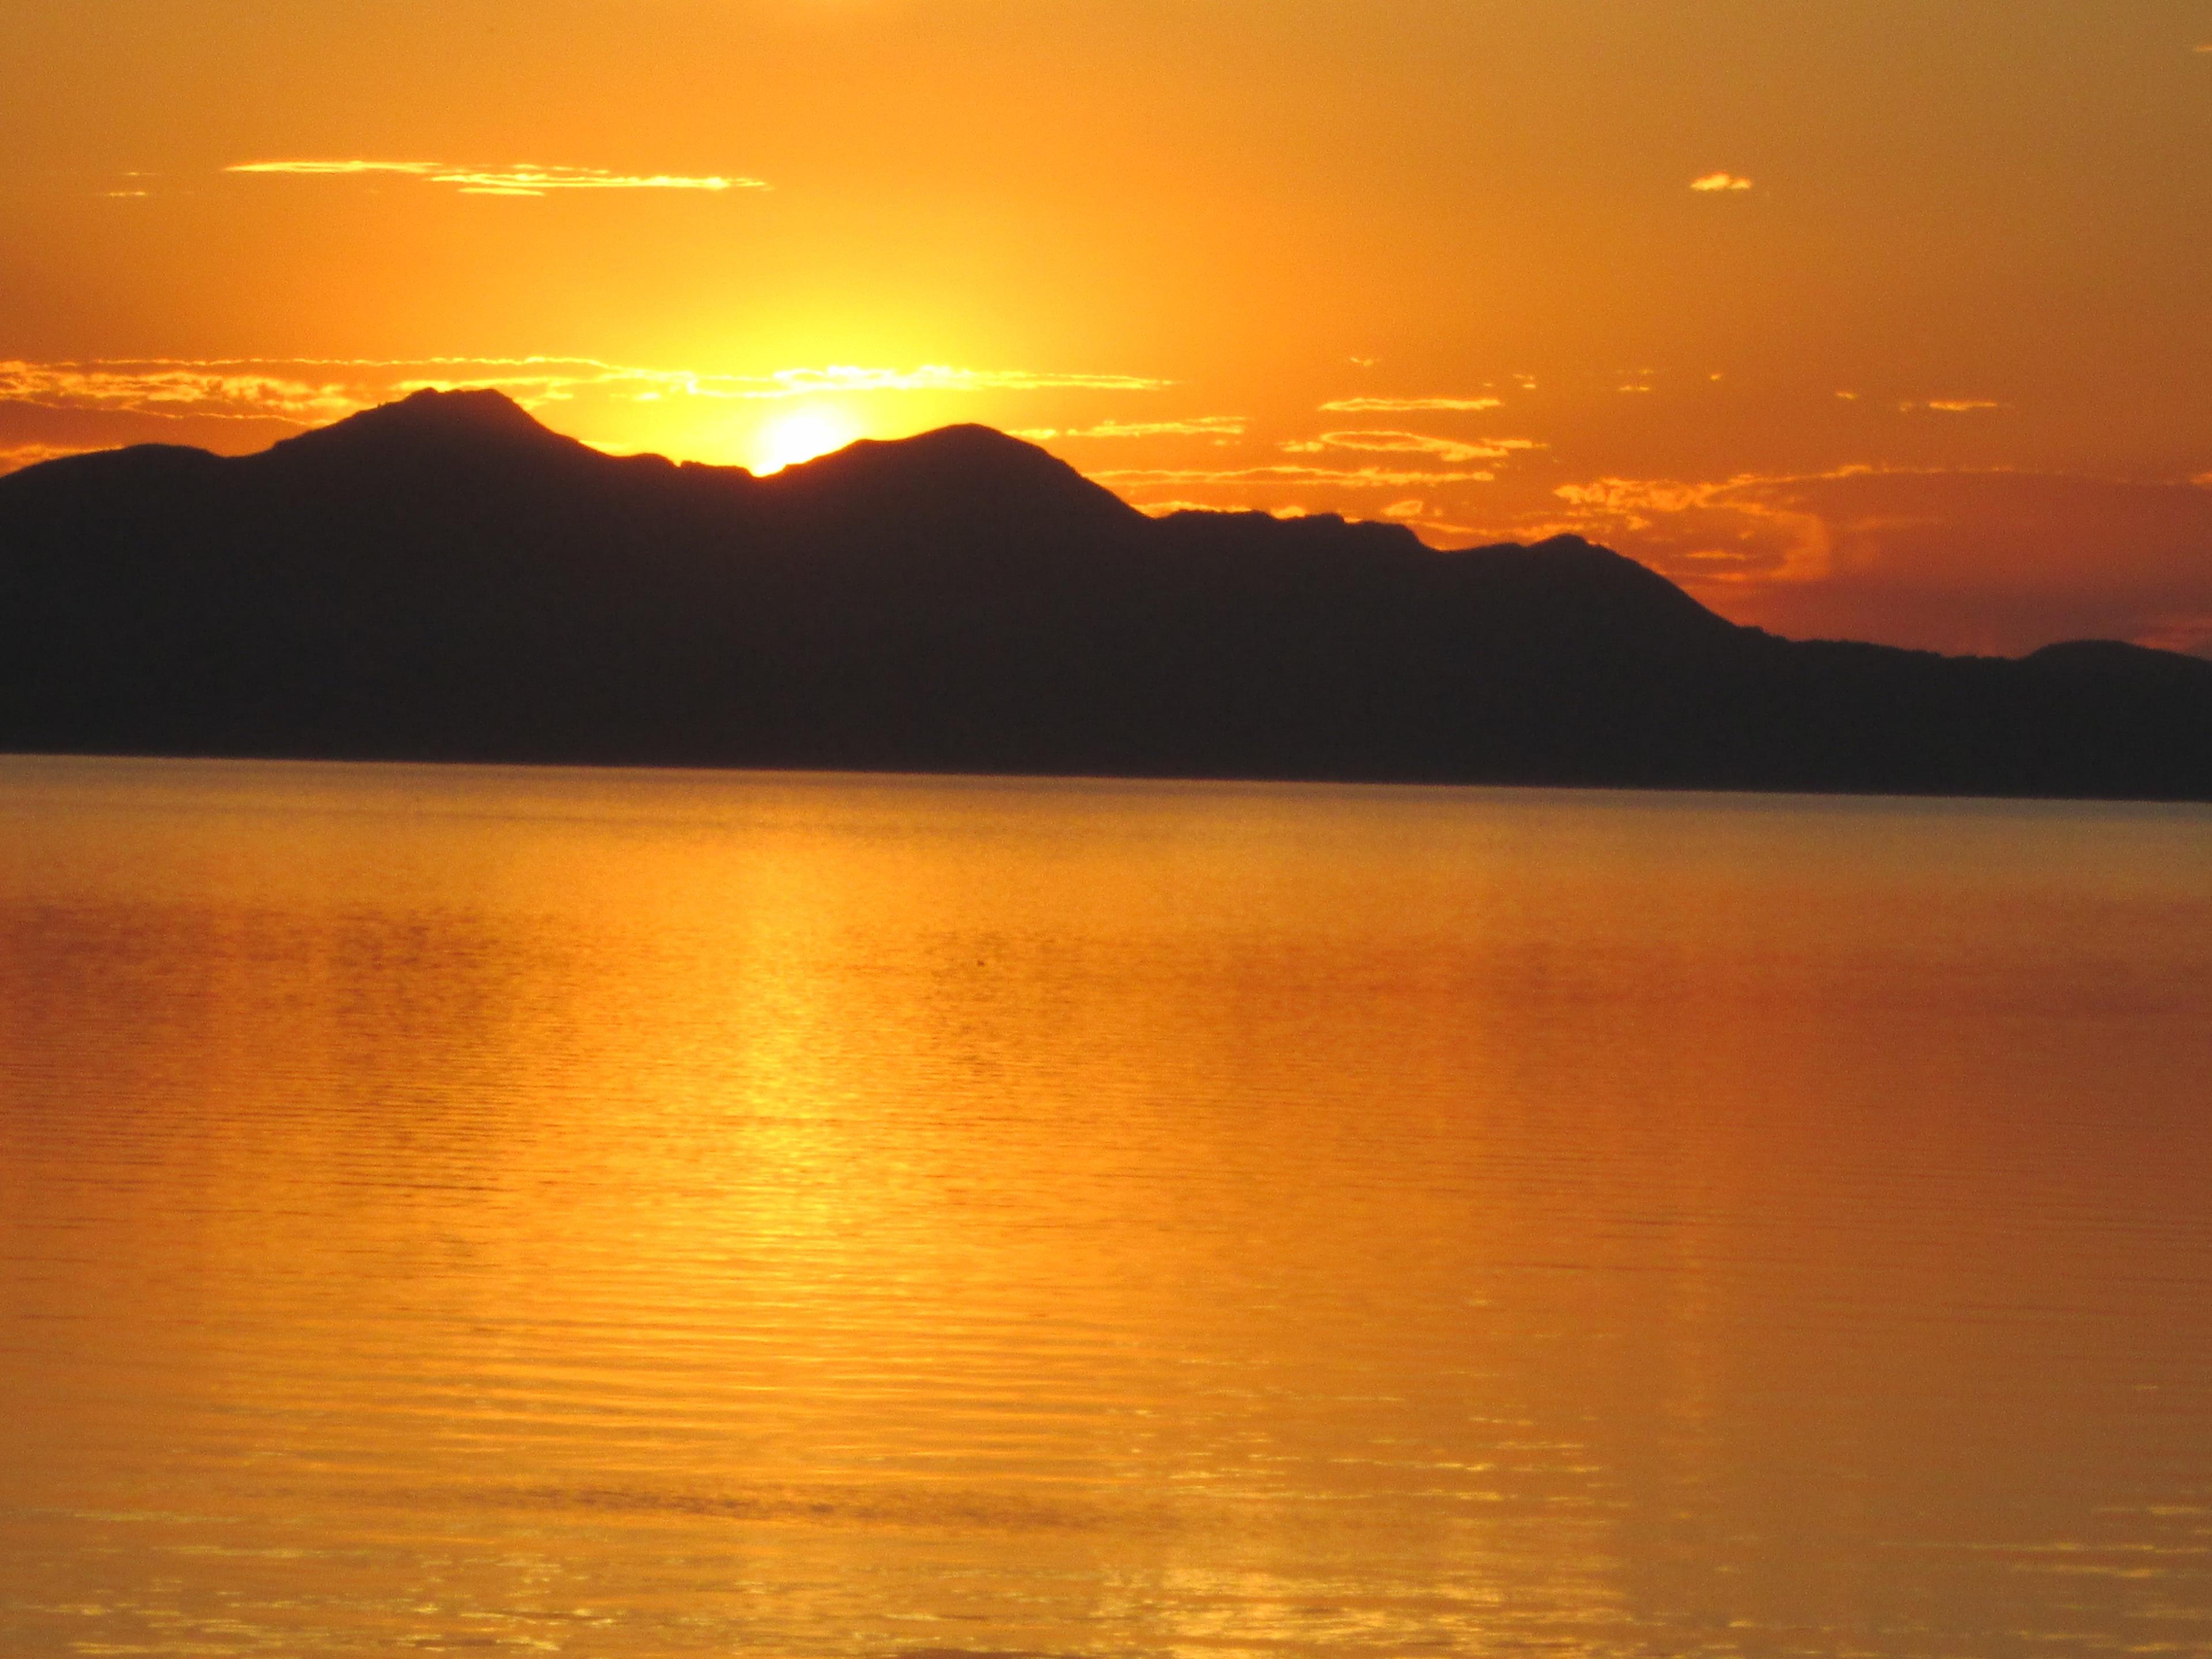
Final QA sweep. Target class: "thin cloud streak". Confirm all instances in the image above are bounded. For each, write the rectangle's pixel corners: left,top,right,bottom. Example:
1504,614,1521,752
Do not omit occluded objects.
1092,463,1495,488
0,442,91,472
1690,172,1754,192
1018,417,1246,440
0,360,365,421
1,357,1172,426
228,160,765,196
1319,395,1501,413
1281,430,1537,464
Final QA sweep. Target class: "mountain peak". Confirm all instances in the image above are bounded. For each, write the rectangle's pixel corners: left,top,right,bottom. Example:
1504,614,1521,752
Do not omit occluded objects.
269,387,586,465
770,421,1143,526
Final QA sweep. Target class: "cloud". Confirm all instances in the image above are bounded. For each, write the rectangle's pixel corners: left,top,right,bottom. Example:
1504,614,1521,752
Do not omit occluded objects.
741,365,1168,397
0,354,1175,468
1134,499,1242,517
0,359,366,421
1015,417,1247,442
1319,395,1501,413
0,442,94,475
1377,499,1426,520
1690,172,1754,192
2,355,1168,422
1546,464,2212,657
1914,399,2005,413
1091,463,1494,488
1281,430,1535,464
227,160,764,196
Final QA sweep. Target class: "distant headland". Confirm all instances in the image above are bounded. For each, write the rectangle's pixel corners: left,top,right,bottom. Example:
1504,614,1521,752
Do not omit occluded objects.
2,388,2207,801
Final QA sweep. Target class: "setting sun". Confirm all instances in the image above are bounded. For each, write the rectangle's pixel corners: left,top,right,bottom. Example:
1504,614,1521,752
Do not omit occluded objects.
751,408,859,475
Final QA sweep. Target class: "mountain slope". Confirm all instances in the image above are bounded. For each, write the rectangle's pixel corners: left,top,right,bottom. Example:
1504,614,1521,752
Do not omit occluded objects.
3,389,2208,799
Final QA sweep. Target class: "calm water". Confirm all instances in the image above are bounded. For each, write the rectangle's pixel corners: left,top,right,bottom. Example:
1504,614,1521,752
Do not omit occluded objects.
3,757,2210,1659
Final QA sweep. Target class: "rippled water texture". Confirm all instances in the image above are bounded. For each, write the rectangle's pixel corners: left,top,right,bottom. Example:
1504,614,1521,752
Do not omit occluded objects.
3,757,2210,1657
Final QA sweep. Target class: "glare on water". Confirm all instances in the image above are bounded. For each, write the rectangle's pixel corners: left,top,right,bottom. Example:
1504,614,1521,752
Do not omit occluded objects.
2,757,2209,1657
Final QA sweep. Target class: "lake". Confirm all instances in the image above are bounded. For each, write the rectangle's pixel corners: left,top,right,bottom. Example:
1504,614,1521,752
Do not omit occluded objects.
2,756,2209,1658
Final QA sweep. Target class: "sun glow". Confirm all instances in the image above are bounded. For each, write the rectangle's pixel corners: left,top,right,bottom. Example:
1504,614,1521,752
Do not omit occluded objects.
752,407,859,474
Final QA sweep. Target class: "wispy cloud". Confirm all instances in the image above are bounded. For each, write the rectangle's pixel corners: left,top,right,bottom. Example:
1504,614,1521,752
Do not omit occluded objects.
744,365,1168,397
0,359,366,421
1914,399,2005,414
1,356,1171,427
0,442,93,474
1017,416,1245,441
1134,499,1244,518
1540,464,2212,657
1319,395,1501,413
228,160,764,196
1690,172,1754,192
1090,463,1495,488
1281,430,1536,464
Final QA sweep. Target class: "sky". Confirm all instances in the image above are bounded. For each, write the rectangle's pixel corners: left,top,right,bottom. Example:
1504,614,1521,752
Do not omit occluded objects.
3,0,2209,656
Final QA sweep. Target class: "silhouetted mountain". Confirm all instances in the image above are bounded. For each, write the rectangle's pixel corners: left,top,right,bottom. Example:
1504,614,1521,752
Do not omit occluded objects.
3,389,2209,799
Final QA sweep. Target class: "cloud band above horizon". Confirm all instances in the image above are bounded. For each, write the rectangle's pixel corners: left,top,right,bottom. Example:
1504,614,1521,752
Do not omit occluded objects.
226,161,764,196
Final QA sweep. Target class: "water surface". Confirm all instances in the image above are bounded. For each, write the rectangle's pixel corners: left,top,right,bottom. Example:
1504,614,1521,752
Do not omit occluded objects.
3,757,2209,1657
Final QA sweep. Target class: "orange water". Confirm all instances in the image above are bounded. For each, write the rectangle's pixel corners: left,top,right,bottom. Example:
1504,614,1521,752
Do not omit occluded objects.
3,757,2209,1657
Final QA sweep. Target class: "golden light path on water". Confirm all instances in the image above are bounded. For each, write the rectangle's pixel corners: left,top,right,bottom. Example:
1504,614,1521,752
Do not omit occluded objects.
1,757,2209,1657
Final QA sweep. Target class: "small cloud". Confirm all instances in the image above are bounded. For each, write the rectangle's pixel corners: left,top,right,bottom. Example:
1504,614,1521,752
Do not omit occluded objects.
1134,499,1283,518
1319,395,1501,413
1691,172,1755,192
1092,463,1495,488
0,442,94,475
103,190,149,199
1281,430,1538,464
1836,391,1859,401
1905,399,2006,414
227,159,766,196
1348,355,1378,368
744,365,1168,397
1618,384,1653,394
1378,499,1426,520
1029,416,1246,440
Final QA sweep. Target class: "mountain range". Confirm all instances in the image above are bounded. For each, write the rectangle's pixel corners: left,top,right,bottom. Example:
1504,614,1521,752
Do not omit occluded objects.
3,388,2208,800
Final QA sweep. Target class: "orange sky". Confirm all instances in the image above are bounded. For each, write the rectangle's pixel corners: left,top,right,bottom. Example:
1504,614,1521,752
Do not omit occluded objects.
3,0,2209,656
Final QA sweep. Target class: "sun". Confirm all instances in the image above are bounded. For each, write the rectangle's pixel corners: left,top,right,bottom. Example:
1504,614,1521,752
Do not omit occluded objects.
751,407,859,474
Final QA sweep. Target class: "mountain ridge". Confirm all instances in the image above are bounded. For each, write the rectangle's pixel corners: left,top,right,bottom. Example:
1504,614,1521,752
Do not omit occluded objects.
2,389,2207,800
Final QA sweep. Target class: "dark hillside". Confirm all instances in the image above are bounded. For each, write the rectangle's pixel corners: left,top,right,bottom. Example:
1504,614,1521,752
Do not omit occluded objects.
3,389,2207,799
